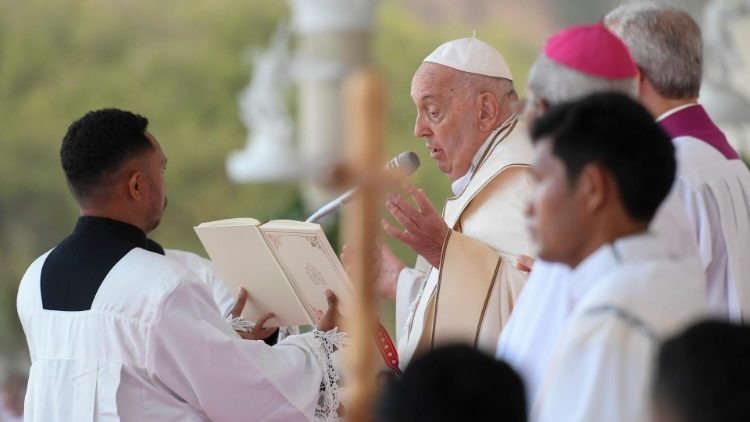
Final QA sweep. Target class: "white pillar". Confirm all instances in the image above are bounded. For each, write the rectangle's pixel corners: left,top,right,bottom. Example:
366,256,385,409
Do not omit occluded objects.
289,0,377,211
701,0,750,158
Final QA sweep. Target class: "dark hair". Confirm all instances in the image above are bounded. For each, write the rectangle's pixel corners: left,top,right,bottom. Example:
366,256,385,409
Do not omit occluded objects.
375,345,527,422
654,320,750,422
530,92,675,223
61,108,151,200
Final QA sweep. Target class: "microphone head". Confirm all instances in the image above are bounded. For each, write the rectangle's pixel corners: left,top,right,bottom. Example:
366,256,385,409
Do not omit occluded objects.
392,151,421,176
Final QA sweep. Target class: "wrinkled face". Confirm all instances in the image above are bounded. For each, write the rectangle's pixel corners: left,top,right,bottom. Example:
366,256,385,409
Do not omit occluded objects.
142,132,167,233
411,63,484,181
526,139,586,266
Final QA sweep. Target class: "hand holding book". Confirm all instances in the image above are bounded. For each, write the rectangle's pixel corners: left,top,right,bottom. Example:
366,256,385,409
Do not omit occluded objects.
194,218,352,327
228,287,278,340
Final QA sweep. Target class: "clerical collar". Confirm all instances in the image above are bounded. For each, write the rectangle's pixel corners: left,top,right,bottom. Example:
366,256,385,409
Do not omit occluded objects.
657,103,739,160
655,103,697,122
75,216,148,247
451,115,515,196
74,216,166,255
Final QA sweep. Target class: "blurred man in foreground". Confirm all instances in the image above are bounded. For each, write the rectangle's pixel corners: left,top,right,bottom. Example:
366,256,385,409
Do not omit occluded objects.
497,22,697,406
527,94,708,421
376,345,526,422
653,320,750,422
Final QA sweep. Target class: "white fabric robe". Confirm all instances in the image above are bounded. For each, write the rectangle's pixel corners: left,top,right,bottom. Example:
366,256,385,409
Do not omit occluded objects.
165,249,235,316
495,260,571,406
165,249,300,341
532,234,708,422
672,136,750,320
396,119,536,368
17,247,339,421
496,184,698,406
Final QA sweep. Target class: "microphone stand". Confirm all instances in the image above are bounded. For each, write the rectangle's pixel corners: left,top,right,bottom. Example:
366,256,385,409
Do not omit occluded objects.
305,188,356,223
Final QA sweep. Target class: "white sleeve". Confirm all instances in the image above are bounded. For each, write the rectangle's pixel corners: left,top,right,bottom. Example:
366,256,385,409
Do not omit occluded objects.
164,249,235,317
533,313,654,422
146,281,342,421
395,265,428,340
496,260,572,408
675,170,750,320
650,188,699,260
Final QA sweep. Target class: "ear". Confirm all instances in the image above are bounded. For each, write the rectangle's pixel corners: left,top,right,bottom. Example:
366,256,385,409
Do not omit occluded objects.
538,98,549,112
636,67,651,97
127,170,143,202
577,164,607,214
531,97,549,120
477,92,500,131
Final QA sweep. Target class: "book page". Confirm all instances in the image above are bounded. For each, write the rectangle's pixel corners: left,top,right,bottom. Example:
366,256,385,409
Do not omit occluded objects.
261,222,352,324
196,218,261,227
261,219,315,229
194,222,313,326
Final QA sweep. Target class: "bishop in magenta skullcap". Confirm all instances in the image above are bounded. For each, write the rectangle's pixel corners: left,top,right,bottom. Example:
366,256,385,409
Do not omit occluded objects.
543,23,637,79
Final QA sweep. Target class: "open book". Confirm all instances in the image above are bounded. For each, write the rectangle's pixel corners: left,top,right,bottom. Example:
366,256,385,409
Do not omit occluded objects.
194,218,351,326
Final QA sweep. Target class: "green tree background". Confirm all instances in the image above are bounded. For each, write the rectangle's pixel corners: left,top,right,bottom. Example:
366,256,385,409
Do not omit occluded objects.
0,0,539,362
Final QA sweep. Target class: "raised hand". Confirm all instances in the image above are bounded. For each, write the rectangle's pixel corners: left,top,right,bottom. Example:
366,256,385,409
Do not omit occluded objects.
341,239,405,301
382,184,449,269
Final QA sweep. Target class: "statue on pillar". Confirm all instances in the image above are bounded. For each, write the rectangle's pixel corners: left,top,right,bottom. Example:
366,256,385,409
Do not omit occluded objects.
227,23,302,182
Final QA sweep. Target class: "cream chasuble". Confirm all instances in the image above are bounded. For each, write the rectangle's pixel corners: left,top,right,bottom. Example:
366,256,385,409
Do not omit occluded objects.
396,118,536,368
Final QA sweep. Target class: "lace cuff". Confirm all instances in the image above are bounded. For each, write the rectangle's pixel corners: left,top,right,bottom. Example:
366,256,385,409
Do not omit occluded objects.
227,316,299,343
226,316,254,333
304,328,346,421
278,325,300,342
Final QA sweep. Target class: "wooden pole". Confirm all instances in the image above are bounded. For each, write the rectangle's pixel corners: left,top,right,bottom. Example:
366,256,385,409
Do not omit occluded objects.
341,67,384,422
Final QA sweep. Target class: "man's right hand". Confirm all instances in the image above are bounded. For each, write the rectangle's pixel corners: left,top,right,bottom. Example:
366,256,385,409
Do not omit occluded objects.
341,239,405,301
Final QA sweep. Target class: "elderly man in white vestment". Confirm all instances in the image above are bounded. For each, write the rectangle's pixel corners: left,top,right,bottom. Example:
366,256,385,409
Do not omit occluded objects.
16,109,342,421
606,3,750,321
528,93,709,422
361,36,535,368
496,23,699,407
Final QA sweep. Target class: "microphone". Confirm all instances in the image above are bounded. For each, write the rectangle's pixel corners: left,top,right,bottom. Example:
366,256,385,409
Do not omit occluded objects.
306,151,420,223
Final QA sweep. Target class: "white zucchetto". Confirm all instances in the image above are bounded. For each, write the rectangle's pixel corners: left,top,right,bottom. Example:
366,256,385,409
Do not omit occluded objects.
423,36,513,80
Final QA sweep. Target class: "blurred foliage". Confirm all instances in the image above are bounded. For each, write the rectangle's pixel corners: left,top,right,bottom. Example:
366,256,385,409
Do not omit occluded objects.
0,0,537,358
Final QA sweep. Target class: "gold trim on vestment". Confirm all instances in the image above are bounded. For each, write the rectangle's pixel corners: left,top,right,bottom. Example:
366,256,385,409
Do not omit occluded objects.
474,256,502,346
410,117,534,356
442,120,524,230
445,117,518,203
411,230,451,347
430,231,501,350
